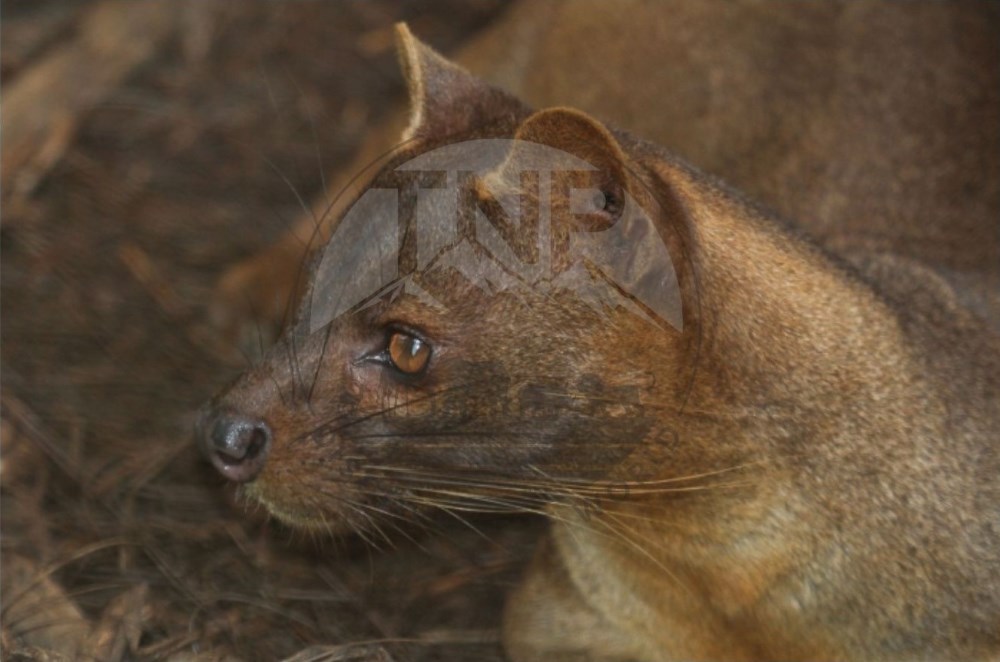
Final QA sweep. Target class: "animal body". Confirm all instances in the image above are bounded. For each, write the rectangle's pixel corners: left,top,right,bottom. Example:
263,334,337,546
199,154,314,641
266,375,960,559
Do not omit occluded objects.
200,3,1000,660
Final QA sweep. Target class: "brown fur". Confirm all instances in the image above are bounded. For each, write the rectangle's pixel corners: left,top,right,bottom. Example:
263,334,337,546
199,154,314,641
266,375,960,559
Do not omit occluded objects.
203,4,1000,660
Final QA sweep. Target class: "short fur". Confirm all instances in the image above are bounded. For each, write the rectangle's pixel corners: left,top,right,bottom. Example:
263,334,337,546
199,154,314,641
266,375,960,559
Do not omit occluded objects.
204,4,1000,660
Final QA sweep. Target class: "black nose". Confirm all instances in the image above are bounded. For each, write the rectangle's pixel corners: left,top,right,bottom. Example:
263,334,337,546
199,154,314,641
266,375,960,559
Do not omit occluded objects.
198,408,271,483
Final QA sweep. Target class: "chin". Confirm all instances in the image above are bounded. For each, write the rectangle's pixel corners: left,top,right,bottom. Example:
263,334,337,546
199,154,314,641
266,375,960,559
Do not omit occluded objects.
242,482,349,534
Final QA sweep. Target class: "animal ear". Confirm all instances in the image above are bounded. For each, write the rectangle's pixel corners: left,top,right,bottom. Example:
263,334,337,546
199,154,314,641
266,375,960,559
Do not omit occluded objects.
513,107,628,173
486,107,631,229
394,23,527,142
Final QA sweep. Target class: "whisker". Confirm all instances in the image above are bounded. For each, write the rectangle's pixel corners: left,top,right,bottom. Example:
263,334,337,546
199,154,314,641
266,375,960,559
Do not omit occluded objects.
263,155,318,239
355,467,577,501
331,477,689,593
240,292,289,406
443,487,691,592
286,71,329,212
348,501,396,550
414,498,497,544
296,381,489,441
586,508,690,596
353,502,431,553
399,487,680,584
316,486,428,552
307,320,334,404
527,460,768,487
365,464,760,497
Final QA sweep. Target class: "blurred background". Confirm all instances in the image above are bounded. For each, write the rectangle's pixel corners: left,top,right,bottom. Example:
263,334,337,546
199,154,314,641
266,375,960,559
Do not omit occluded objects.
1,2,543,660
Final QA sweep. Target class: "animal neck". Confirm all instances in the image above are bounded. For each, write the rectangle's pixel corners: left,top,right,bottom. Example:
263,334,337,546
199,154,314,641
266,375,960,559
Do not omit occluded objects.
564,152,932,573
636,153,922,431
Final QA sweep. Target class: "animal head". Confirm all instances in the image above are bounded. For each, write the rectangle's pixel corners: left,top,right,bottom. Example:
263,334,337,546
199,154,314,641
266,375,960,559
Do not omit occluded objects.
198,25,723,533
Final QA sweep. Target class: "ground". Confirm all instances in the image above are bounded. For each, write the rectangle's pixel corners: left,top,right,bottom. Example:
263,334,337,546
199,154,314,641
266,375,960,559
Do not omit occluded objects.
1,2,543,660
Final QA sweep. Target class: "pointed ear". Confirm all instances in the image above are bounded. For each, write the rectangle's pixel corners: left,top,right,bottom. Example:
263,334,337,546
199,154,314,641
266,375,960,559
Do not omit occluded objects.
394,23,527,142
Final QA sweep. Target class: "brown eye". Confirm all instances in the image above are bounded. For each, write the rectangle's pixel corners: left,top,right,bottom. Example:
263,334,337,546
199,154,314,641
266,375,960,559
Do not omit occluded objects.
387,332,431,375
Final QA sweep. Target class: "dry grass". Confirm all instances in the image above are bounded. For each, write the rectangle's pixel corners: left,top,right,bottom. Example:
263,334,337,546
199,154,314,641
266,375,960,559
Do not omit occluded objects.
1,2,542,660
